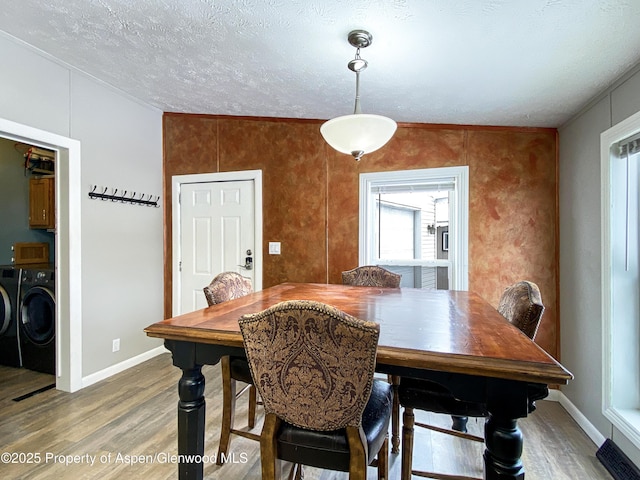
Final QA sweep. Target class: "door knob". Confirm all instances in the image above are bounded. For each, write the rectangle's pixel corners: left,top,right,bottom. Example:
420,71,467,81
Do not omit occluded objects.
239,249,253,270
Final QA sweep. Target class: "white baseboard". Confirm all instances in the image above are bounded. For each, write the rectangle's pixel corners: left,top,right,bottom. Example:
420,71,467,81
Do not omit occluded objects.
81,345,169,388
545,388,561,402
555,390,607,447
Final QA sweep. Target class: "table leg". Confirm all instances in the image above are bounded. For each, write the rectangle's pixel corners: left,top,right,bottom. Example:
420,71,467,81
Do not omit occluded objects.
483,414,524,480
177,365,206,480
390,374,400,454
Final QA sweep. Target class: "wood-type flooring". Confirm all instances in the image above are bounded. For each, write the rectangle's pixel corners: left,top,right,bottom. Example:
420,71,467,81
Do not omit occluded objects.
0,353,613,479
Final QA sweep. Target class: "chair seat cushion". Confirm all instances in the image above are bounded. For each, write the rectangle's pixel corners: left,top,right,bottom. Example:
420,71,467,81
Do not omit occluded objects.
229,356,253,384
276,379,393,471
398,377,487,417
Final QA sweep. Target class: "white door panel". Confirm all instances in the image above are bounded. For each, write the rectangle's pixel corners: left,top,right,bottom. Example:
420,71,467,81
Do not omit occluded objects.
179,180,255,314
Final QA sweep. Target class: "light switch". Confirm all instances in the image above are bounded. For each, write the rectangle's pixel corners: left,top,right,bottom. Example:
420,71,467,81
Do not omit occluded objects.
269,242,281,255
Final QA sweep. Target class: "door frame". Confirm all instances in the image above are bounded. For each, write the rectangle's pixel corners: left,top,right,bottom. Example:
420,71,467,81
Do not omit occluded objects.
0,116,83,392
171,170,263,316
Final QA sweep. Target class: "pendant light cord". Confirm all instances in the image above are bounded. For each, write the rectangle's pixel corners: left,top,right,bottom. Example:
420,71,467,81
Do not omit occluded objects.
353,70,362,114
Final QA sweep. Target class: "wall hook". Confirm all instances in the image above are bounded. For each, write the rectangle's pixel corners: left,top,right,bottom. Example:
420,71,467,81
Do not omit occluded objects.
88,185,160,208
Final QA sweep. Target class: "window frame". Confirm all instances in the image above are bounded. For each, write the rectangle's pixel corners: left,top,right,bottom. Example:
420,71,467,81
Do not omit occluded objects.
359,166,469,290
601,108,640,449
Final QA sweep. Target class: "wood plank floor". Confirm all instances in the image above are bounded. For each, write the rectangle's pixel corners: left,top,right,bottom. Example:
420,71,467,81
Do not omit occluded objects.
0,353,612,479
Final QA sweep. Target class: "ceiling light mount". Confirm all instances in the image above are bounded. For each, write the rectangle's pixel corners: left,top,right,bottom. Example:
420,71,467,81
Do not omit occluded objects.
348,30,373,49
347,30,372,73
320,29,397,161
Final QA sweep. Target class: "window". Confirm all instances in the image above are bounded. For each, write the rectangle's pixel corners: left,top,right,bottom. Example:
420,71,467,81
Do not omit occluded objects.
359,167,468,290
602,110,640,449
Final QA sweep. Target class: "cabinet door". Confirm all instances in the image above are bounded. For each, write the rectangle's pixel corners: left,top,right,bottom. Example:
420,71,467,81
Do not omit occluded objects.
29,177,55,229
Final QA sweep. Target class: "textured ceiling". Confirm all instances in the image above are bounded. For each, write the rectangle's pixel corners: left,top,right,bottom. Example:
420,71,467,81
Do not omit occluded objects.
1,0,640,127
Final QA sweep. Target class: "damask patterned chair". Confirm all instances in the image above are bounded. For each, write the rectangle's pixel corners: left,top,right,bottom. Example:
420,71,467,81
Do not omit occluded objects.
342,265,403,454
239,300,393,480
203,271,259,464
203,271,253,307
398,280,545,480
497,280,544,340
341,265,402,288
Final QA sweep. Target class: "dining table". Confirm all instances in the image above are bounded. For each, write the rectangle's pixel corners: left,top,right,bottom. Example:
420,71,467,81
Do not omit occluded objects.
144,282,573,480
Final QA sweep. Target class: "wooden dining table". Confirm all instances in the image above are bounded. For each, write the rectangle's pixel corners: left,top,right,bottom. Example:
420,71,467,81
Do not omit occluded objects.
145,282,572,480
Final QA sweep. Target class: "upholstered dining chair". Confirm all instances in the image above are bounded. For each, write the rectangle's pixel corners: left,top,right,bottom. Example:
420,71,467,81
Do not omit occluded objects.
239,300,393,480
341,265,402,288
398,280,545,480
203,271,259,464
342,264,402,454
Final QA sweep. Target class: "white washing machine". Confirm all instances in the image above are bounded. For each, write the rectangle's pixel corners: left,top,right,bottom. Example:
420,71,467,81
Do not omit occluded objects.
0,265,21,367
19,264,55,374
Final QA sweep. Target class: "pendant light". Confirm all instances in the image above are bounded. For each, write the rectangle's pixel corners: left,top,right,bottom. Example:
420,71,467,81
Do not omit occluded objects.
320,30,397,161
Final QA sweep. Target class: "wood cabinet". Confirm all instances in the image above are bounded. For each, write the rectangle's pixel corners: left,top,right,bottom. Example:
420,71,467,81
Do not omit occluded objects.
29,177,55,229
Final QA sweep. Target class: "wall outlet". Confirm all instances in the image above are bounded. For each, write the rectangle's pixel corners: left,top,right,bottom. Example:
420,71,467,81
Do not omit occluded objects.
112,338,120,352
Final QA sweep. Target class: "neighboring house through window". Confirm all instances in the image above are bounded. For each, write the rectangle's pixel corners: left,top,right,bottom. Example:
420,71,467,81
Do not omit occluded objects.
359,167,469,290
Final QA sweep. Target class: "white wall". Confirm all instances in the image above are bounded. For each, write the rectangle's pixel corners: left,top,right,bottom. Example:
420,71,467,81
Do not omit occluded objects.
0,31,164,388
559,62,640,465
0,34,70,136
72,73,164,376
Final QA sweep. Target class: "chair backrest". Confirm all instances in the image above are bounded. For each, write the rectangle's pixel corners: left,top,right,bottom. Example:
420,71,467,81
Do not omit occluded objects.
497,281,544,340
203,271,253,306
239,300,380,431
341,265,401,288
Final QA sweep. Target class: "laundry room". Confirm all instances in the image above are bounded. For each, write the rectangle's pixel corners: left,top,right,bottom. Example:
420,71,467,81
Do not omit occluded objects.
0,136,57,400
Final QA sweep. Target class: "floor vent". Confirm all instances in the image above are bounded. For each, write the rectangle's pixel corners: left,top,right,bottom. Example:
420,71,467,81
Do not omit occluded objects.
12,383,55,402
597,438,640,480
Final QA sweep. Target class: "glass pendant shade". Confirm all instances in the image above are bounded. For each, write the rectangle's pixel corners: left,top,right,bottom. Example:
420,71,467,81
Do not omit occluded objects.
320,113,397,160
321,30,396,160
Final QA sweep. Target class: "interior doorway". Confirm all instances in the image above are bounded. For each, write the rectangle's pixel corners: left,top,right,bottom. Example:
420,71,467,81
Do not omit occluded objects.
0,116,82,392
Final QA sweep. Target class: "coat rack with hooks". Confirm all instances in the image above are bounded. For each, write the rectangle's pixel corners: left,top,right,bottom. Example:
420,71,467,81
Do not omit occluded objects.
88,185,160,207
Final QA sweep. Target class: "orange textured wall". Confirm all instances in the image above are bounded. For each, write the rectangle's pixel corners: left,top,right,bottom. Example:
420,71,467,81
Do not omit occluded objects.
163,114,559,359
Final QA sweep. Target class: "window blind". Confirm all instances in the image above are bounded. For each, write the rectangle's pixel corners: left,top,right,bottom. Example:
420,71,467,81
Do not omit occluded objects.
370,180,455,194
616,132,640,271
618,132,640,157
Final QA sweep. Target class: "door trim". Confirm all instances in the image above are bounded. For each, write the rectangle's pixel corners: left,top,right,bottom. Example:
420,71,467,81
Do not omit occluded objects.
171,170,263,316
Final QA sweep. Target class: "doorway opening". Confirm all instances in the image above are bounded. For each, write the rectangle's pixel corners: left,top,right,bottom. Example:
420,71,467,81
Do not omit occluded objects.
0,116,82,392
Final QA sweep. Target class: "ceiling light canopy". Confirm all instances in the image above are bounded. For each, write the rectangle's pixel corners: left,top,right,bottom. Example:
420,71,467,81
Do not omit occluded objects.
320,30,397,161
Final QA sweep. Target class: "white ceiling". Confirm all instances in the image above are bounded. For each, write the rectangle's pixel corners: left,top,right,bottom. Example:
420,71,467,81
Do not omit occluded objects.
1,0,640,128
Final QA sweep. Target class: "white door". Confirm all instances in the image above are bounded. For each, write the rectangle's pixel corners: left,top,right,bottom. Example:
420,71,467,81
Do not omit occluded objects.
178,180,255,314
